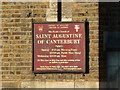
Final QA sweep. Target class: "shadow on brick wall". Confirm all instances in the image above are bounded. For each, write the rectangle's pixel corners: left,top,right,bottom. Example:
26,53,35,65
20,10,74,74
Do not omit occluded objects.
99,2,120,89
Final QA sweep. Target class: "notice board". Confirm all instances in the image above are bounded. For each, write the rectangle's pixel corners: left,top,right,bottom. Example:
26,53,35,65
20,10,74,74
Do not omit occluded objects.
32,22,86,73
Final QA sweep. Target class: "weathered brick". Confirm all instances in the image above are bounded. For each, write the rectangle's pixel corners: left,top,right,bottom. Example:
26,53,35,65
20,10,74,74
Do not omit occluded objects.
1,1,99,88
2,82,19,88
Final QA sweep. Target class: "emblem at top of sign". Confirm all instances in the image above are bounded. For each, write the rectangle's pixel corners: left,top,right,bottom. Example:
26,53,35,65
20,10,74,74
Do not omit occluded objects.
75,25,80,32
38,25,43,32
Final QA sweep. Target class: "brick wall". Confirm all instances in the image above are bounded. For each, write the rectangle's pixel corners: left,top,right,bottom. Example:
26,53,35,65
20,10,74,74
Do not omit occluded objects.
1,2,99,88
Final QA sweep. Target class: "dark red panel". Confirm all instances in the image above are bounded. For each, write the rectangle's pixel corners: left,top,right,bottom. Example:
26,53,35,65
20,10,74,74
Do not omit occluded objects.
33,22,86,73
